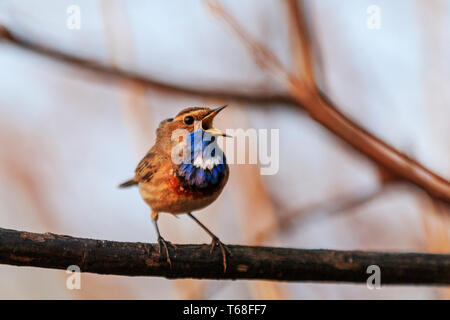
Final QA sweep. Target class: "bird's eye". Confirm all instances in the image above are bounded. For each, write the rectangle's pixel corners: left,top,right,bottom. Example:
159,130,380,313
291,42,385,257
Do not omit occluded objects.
183,116,194,125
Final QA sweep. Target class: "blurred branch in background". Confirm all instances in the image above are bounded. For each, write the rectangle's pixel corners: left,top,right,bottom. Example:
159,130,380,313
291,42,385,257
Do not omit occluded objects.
0,25,294,108
286,0,315,86
206,0,450,205
256,184,389,242
1,227,449,285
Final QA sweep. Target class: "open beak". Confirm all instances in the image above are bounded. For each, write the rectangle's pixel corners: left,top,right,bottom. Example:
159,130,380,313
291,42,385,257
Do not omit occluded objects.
202,105,230,137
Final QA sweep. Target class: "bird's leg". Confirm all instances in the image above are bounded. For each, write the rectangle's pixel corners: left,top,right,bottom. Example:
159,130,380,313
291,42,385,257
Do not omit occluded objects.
187,212,232,272
152,212,176,268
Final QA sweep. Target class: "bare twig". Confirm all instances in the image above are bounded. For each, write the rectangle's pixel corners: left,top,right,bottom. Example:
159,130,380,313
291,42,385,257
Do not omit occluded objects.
254,186,388,243
288,81,450,204
0,228,449,284
0,25,295,107
286,0,315,87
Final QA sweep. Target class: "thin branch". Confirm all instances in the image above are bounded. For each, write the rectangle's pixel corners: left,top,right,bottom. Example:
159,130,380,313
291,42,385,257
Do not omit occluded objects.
0,228,449,285
289,81,450,204
206,0,286,75
286,0,315,87
253,185,388,243
0,25,295,107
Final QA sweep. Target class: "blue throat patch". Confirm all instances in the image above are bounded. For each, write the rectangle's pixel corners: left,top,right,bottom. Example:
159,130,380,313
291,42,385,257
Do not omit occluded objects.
177,131,227,189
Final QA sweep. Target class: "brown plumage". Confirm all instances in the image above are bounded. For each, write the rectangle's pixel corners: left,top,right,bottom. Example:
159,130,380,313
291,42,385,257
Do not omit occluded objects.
120,105,231,271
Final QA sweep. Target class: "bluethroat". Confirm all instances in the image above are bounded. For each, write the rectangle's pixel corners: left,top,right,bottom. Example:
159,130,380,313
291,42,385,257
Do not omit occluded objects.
120,105,231,271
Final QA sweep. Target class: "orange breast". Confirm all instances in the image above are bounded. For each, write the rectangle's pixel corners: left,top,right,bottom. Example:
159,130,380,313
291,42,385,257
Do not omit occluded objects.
168,174,194,197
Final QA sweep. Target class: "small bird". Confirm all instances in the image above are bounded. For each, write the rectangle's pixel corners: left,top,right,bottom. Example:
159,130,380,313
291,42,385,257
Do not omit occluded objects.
120,105,231,271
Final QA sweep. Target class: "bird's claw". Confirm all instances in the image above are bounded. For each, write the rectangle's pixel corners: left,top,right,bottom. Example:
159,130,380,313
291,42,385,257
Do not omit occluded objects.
210,236,232,273
157,236,177,268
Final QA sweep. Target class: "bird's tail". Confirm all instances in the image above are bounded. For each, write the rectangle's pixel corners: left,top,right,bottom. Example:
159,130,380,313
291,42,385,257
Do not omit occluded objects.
119,178,138,188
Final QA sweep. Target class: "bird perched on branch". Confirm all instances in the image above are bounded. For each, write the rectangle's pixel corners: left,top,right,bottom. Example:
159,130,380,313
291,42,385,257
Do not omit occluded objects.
120,105,231,271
